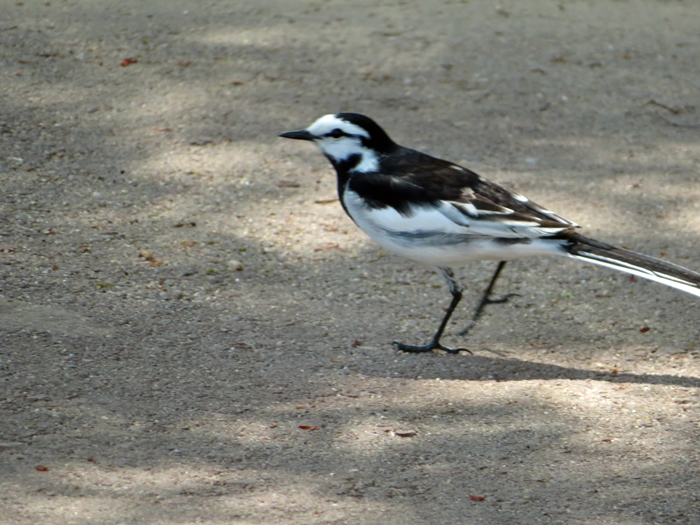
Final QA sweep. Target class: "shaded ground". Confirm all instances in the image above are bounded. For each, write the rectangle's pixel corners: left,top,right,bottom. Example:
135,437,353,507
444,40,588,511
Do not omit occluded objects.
1,1,700,523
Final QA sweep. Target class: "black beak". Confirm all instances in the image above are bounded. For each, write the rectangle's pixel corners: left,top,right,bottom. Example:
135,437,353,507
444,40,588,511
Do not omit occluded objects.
279,130,315,141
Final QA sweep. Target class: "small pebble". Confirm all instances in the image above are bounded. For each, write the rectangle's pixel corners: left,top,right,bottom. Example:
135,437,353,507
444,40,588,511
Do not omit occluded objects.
227,260,244,271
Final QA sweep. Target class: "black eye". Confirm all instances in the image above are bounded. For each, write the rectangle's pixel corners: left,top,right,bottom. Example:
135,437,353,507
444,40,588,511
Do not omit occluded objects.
328,128,345,139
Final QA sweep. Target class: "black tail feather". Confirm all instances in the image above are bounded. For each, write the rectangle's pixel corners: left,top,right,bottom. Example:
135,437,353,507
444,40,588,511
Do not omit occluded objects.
561,233,700,297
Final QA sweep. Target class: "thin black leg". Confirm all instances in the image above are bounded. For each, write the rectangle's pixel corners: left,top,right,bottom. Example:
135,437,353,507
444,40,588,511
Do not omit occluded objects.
458,261,520,336
395,268,472,354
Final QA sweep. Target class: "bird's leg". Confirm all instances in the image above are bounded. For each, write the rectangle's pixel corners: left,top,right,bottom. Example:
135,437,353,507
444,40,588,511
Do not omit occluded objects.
458,261,520,336
395,268,472,354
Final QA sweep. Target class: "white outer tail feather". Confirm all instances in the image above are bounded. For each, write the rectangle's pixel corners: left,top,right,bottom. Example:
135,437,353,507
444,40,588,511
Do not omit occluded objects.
567,251,700,298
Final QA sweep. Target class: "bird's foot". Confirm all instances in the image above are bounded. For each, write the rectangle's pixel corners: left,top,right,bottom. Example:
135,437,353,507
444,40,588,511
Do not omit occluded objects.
484,292,521,306
393,340,472,355
457,292,522,336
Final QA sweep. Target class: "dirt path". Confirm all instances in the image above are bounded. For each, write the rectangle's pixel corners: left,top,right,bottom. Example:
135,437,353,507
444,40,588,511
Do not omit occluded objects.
2,1,700,523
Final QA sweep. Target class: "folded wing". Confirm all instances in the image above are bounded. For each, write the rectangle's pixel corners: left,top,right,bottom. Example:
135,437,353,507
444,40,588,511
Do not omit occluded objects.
348,147,578,239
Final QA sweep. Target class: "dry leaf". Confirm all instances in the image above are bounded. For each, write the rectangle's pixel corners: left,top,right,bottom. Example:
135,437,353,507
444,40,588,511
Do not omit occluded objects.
314,196,339,204
314,243,344,252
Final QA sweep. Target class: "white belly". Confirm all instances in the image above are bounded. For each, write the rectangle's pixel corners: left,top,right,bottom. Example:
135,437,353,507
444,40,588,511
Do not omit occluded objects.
343,189,564,267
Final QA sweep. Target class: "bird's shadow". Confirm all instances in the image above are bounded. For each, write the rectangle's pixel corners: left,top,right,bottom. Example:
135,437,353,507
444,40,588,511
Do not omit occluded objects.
372,349,700,388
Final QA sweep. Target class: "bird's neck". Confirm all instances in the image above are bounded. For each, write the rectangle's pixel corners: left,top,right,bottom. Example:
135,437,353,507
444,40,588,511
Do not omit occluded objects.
331,155,359,211
328,152,374,223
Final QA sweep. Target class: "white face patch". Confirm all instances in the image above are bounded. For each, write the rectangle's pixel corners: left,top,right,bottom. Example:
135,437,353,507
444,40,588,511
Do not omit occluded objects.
316,137,379,172
305,114,379,172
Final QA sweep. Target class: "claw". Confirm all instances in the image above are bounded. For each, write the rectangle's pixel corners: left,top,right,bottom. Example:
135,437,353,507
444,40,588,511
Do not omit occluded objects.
393,341,472,355
485,292,521,305
458,292,521,336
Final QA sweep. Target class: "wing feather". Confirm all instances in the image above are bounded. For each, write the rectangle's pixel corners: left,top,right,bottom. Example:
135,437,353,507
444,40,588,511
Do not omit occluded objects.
347,146,578,239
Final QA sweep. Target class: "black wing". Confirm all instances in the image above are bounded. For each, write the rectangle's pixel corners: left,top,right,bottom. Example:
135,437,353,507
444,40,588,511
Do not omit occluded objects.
348,146,578,235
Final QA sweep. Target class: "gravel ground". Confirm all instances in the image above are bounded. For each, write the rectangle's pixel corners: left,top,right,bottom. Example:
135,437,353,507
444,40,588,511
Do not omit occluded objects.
2,1,700,523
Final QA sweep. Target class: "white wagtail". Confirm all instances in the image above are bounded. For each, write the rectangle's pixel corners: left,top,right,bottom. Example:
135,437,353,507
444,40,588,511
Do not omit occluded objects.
280,113,700,354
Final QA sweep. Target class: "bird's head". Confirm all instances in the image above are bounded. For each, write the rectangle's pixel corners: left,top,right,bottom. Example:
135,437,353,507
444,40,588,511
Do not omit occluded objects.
280,113,396,173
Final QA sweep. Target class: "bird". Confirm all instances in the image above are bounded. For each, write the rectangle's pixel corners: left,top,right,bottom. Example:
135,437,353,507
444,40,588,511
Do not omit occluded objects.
280,113,700,354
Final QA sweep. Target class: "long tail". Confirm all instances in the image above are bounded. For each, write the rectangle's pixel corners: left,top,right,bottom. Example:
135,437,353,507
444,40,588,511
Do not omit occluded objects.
560,232,700,298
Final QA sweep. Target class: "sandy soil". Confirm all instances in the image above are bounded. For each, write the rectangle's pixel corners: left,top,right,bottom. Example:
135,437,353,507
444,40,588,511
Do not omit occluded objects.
2,1,700,523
